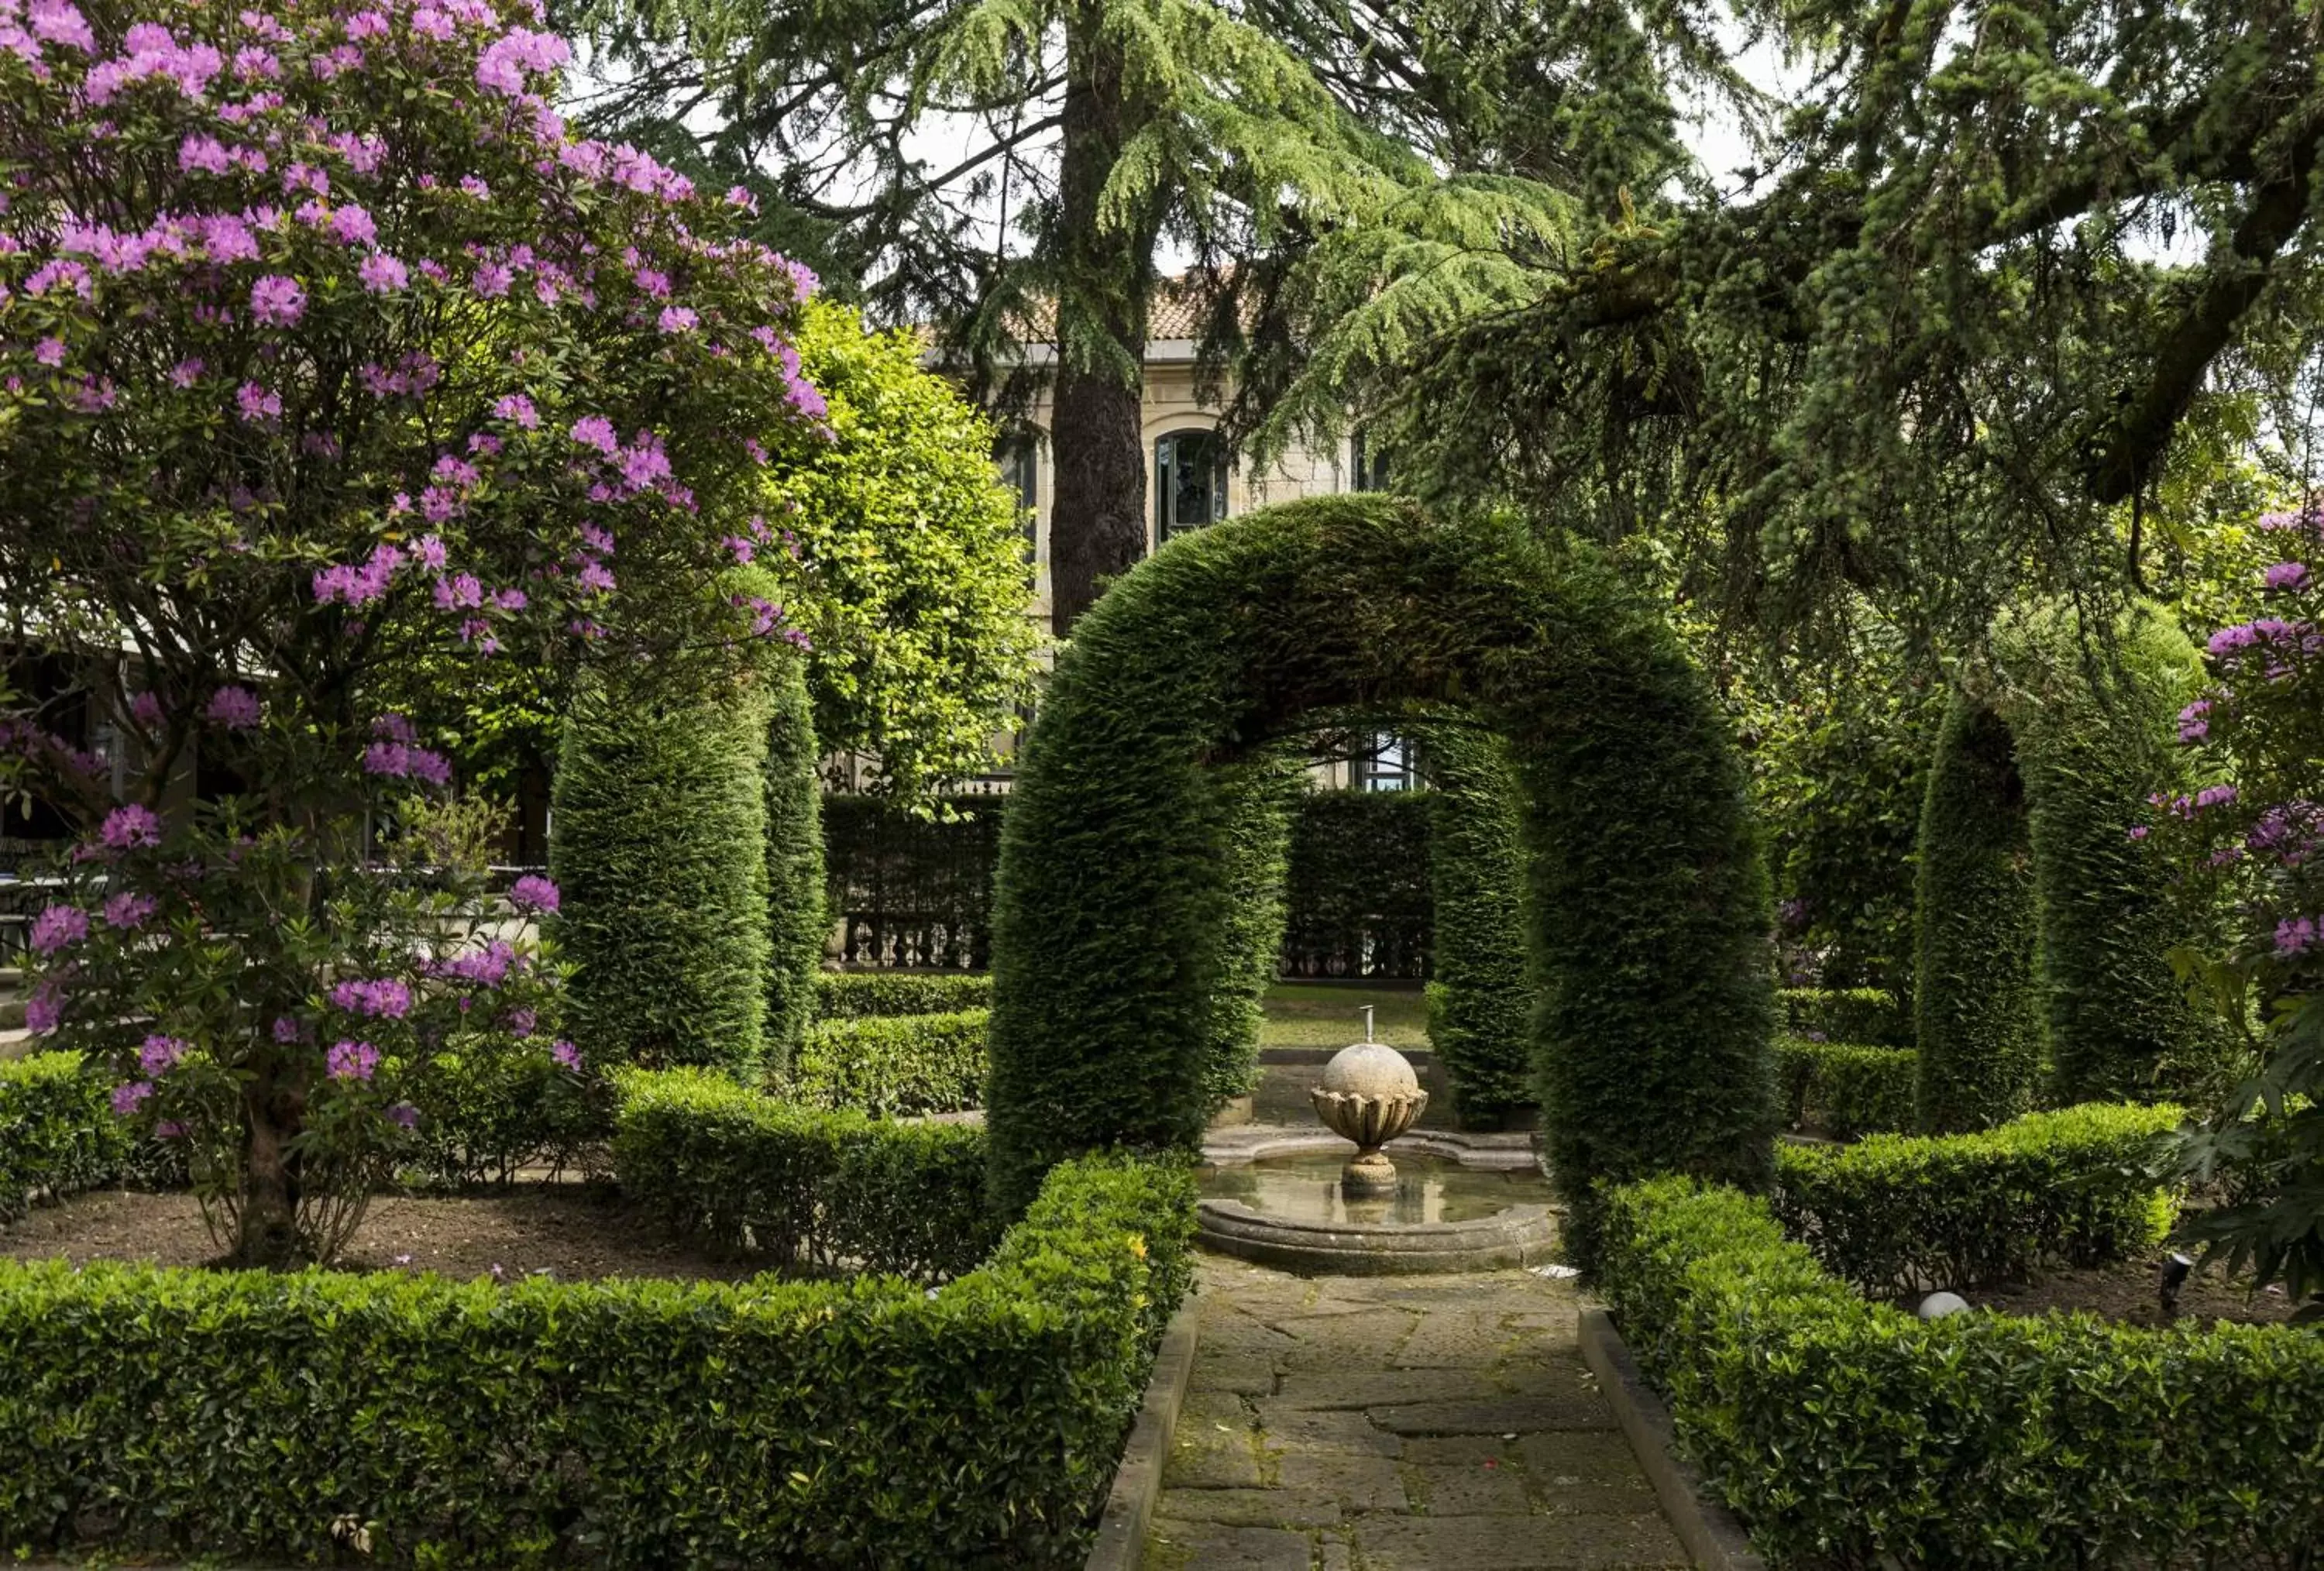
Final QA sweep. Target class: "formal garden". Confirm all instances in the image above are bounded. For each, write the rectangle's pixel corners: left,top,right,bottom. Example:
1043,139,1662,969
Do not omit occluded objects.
3,0,2323,1567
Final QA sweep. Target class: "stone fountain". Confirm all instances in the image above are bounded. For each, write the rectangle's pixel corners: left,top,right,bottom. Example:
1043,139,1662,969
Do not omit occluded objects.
1309,1007,1428,1196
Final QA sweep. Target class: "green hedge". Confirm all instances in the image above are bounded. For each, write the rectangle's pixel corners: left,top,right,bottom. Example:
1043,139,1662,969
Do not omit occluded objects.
1279,788,1435,978
1202,758,1297,1105
814,970,992,1019
1,1051,178,1221
1777,985,1911,1047
614,1066,999,1280
1775,1037,1917,1140
986,496,1774,1236
1772,1102,2178,1294
1916,605,2226,1132
777,1009,988,1119
761,651,827,1075
0,1123,1195,1567
1599,1177,2324,1569
1422,723,1534,1126
403,1047,611,1188
552,676,772,1074
1913,695,2045,1132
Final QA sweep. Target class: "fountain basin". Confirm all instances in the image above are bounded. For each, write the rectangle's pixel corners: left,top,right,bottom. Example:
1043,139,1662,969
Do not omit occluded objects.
1195,1149,1559,1275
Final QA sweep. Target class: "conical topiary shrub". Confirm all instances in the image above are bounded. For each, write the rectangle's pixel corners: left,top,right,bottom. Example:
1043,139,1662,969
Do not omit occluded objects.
551,675,770,1074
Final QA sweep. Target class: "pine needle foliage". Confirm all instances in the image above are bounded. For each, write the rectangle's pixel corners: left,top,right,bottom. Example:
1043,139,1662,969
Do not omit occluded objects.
552,676,772,1075
983,494,1775,1249
1263,0,2324,660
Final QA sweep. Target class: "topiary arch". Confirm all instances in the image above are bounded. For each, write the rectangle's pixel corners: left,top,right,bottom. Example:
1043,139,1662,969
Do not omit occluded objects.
983,495,1778,1249
1914,603,2226,1132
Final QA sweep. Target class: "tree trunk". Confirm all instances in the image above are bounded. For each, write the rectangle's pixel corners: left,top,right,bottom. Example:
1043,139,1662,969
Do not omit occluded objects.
235,1076,306,1267
1048,6,1153,636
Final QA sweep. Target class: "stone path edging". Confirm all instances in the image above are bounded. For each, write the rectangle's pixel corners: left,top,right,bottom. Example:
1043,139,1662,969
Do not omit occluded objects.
1577,1309,1766,1571
1086,1298,1205,1571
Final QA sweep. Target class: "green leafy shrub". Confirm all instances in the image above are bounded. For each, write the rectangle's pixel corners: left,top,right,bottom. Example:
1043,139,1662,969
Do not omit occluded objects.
1202,758,1297,1105
1913,696,2046,1132
1280,788,1435,977
402,1047,610,1188
1774,1037,1918,1139
774,300,1043,796
1777,986,1911,1047
552,677,772,1074
614,1066,999,1277
1917,605,2225,1132
777,1009,989,1119
0,1140,1193,1569
814,970,992,1019
1598,1177,2324,1570
986,496,1774,1239
0,1052,180,1221
1422,724,1534,1126
761,651,827,1074
1772,1102,2180,1293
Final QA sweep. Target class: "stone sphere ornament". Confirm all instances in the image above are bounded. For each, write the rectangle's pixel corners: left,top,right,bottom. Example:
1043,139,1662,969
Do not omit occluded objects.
1311,1036,1428,1196
1917,1291,1970,1319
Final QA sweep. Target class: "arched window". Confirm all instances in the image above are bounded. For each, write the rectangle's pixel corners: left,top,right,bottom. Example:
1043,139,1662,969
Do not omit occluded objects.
1154,428,1228,544
1350,429,1391,492
995,435,1040,560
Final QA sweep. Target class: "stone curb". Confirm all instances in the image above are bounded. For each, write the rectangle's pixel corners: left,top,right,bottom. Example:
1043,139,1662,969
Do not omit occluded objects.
1579,1308,1767,1571
1083,1296,1202,1571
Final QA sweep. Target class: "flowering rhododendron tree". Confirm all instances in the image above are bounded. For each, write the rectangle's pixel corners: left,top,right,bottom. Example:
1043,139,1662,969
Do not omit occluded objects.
0,0,827,1263
2141,500,2324,1316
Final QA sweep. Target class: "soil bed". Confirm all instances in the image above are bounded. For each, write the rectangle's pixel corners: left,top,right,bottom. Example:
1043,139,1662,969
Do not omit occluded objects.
0,1186,763,1284
1959,1247,2300,1329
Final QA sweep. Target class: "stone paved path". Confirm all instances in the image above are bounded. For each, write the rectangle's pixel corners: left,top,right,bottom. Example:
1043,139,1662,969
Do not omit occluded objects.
1143,1256,1689,1571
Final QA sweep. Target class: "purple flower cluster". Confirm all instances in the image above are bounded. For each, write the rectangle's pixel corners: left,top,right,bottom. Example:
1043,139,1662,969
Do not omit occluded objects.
550,1039,580,1071
313,541,406,606
112,1081,153,1116
431,938,520,988
29,903,89,955
100,802,163,848
507,873,559,913
2264,561,2311,592
139,1033,188,1075
205,684,263,728
103,890,159,929
2177,699,2212,744
329,976,411,1017
326,1038,380,1081
363,740,453,785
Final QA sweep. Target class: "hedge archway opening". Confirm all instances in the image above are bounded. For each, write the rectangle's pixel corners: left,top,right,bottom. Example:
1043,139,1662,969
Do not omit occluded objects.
984,495,1777,1249
1913,603,2225,1131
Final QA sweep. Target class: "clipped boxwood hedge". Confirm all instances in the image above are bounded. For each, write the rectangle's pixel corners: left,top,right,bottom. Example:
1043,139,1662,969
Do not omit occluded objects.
0,1103,1195,1569
775,1009,988,1120
614,1066,1000,1280
1777,985,1911,1047
1599,1177,2324,1569
2,1051,179,1221
1772,1102,2179,1294
1774,1036,1917,1140
814,969,992,1019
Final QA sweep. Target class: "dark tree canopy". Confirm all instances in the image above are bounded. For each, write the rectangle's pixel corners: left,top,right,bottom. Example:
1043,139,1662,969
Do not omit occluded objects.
1257,0,2324,655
